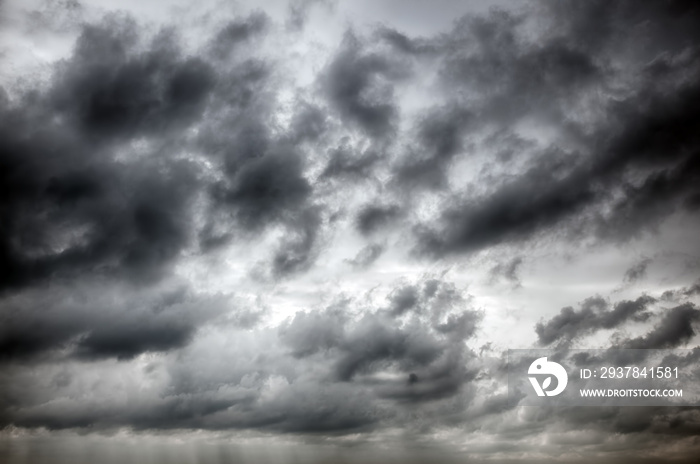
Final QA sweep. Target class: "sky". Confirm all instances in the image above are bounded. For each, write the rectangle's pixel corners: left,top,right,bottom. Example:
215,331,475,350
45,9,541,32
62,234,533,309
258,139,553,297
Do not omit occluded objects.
1,0,700,463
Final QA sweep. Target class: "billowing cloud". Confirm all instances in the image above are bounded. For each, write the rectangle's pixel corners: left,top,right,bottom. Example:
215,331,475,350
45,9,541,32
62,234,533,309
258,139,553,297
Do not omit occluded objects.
624,258,652,284
355,204,401,235
536,296,656,345
1,0,699,462
321,32,406,138
624,304,700,349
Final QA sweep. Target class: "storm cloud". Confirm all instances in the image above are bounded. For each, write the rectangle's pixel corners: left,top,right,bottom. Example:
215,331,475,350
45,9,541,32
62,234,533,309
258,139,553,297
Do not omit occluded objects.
1,0,699,463
536,296,656,345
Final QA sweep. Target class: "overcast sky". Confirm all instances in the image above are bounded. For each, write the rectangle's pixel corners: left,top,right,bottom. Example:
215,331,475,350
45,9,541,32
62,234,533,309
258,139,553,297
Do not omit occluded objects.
1,0,700,463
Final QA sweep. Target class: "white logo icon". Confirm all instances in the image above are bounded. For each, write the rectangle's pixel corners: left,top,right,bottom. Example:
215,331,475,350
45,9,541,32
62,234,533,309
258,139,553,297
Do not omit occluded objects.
528,357,568,397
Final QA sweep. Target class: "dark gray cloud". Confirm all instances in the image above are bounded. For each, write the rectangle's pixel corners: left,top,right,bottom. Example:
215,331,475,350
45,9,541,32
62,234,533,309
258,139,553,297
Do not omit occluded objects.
686,280,700,297
373,347,476,404
322,32,406,138
321,143,381,179
624,304,700,349
388,285,419,316
278,277,480,407
661,279,700,302
280,307,346,357
209,12,268,60
74,320,193,361
0,281,227,363
355,204,401,235
543,0,700,55
1,0,700,460
217,150,312,231
194,66,321,260
0,7,320,428
1,95,203,293
409,3,700,257
272,207,322,277
624,258,652,284
0,14,275,294
395,106,473,188
536,296,655,345
378,27,436,56
333,314,441,381
289,102,328,144
598,151,700,241
0,277,479,432
52,19,216,137
415,162,596,256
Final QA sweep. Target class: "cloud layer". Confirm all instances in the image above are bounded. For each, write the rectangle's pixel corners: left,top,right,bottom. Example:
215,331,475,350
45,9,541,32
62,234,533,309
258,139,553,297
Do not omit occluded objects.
1,0,699,462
